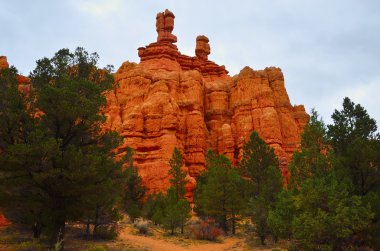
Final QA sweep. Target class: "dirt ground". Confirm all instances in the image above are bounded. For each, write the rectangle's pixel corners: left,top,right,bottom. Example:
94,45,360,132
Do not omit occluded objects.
0,223,287,251
114,224,249,251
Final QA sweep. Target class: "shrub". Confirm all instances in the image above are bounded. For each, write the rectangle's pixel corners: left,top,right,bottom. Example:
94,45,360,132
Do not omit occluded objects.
12,240,43,251
188,219,221,241
94,225,118,240
85,245,108,251
133,218,150,235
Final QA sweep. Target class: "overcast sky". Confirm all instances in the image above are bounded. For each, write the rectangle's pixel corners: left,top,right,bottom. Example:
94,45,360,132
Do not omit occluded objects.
1,0,379,126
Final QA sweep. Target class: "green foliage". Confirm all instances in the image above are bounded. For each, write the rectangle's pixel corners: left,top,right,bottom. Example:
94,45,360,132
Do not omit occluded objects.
289,109,333,187
168,147,186,202
270,105,377,250
161,187,191,235
123,147,146,221
0,48,126,246
195,150,245,234
143,148,190,235
327,97,379,196
0,66,34,151
12,240,43,251
142,192,166,224
328,97,378,155
267,189,294,240
239,131,281,197
85,245,107,251
328,98,380,248
238,131,282,244
291,174,373,250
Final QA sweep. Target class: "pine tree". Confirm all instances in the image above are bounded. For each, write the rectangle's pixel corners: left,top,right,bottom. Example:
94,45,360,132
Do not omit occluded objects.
0,66,42,237
195,150,244,234
123,147,146,222
238,131,282,245
149,148,191,235
162,187,191,235
269,108,375,250
328,97,379,196
168,147,186,202
289,109,333,188
0,48,126,248
327,97,380,247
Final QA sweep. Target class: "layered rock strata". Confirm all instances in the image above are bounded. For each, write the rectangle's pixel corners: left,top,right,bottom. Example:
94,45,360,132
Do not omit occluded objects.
104,10,309,201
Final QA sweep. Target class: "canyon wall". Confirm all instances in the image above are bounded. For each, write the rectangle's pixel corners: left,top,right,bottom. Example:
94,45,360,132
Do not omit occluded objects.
103,9,309,201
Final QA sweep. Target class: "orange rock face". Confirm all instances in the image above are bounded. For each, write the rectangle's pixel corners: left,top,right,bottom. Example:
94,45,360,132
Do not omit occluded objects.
0,56,10,69
103,10,309,201
0,56,31,94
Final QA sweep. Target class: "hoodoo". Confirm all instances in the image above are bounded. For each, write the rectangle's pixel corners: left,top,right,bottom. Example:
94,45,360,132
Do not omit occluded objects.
102,9,309,201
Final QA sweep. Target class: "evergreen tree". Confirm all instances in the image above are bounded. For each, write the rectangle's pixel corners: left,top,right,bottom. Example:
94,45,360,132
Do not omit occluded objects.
0,48,126,248
269,108,375,250
328,97,379,196
289,109,334,188
195,150,244,234
162,187,191,235
146,192,166,225
168,147,186,202
327,97,380,247
0,66,42,237
146,148,190,235
123,147,146,221
267,189,294,240
238,131,282,245
292,174,373,250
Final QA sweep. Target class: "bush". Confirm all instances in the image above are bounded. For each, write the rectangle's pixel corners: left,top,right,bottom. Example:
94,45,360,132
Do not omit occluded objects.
133,218,150,235
85,245,108,251
188,219,221,241
94,225,118,240
12,240,43,251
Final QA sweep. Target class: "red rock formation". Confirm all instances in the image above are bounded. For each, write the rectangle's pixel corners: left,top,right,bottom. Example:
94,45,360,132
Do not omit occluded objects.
104,10,309,201
195,35,210,61
156,9,177,43
0,56,9,69
0,56,31,94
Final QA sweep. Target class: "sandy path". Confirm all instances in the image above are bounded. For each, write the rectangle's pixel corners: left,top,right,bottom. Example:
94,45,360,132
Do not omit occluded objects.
117,226,246,251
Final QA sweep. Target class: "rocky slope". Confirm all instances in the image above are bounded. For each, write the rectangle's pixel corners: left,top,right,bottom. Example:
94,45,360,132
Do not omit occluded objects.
103,9,309,201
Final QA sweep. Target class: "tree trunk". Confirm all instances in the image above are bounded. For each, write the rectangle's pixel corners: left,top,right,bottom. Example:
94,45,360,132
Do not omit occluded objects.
274,235,278,243
93,206,99,238
221,214,228,234
171,225,174,235
85,219,91,239
260,235,266,245
50,219,65,251
32,221,42,239
231,214,236,235
181,221,184,234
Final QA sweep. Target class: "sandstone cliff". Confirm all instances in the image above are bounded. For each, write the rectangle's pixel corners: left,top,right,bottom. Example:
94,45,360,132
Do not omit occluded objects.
103,9,309,201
